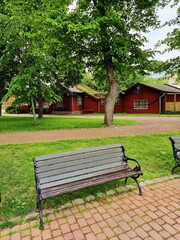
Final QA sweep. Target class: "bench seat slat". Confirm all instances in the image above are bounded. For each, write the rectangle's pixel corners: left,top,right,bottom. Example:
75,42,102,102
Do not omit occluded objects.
35,144,123,162
170,136,180,140
36,148,124,168
39,161,127,185
41,169,142,199
40,165,130,190
174,143,180,149
37,153,125,178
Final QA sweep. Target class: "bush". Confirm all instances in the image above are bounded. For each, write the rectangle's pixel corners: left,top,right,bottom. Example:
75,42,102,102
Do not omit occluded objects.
5,104,21,114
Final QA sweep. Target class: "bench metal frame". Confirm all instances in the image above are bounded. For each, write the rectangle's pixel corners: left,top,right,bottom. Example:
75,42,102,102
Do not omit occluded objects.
169,136,180,175
33,144,143,230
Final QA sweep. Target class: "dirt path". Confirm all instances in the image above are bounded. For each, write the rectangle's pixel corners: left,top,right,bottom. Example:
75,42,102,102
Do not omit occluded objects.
0,116,179,144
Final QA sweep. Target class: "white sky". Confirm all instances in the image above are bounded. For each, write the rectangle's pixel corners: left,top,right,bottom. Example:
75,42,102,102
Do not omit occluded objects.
144,2,180,61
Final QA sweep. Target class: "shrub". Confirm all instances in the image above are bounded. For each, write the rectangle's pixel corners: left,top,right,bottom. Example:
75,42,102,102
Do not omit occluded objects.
5,104,21,114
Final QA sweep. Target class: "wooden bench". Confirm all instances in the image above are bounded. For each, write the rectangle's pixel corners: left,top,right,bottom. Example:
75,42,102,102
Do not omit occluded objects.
33,144,143,230
169,136,180,174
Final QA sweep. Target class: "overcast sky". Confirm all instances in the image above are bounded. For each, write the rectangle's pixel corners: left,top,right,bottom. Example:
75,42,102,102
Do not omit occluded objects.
144,2,179,61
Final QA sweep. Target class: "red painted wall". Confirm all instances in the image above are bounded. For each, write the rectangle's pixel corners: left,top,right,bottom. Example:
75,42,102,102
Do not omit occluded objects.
114,102,123,113
64,95,72,111
51,94,83,112
20,105,30,113
68,95,83,112
83,95,123,113
83,95,98,113
100,102,105,113
122,85,162,114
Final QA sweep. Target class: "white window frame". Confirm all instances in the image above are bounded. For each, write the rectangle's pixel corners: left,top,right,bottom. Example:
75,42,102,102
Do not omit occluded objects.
134,100,148,109
77,95,83,106
101,99,106,105
115,98,121,105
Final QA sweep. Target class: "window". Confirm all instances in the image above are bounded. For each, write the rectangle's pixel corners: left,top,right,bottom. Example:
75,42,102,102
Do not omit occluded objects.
77,95,83,106
115,98,121,105
101,99,106,105
134,100,148,109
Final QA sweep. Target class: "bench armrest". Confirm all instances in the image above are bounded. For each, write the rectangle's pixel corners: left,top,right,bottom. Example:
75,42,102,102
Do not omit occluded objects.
126,157,142,172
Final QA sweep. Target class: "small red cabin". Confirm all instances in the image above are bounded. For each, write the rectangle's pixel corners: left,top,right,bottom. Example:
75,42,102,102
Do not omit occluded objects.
122,83,180,114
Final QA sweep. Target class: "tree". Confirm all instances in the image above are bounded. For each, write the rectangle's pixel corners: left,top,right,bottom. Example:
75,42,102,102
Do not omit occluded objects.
67,0,172,125
159,2,179,80
0,1,13,116
162,28,180,79
1,0,84,122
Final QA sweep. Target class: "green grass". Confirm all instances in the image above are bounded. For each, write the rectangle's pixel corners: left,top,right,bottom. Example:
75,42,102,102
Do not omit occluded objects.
0,132,179,226
0,116,135,133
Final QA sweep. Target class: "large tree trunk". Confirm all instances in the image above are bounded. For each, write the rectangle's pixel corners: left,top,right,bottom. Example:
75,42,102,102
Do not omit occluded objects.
104,67,119,126
92,0,119,126
38,96,43,118
31,96,36,126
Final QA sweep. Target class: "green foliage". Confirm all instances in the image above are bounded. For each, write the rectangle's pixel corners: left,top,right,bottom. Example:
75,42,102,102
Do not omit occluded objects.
68,0,173,125
0,0,85,116
5,104,21,114
148,60,165,73
72,0,170,77
159,3,180,77
0,1,18,110
81,72,107,92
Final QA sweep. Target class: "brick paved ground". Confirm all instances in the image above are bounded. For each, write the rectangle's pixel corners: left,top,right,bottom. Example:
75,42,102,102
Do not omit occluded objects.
1,178,179,240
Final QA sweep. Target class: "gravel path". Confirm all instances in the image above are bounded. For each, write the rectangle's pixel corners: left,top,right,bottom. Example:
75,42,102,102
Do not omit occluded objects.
0,116,179,144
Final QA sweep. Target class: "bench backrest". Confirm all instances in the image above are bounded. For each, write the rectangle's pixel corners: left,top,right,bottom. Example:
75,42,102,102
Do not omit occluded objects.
34,144,127,191
169,136,180,160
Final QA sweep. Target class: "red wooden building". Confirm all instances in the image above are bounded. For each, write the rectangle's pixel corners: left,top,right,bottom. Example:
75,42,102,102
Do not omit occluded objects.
121,82,180,114
6,82,180,114
51,84,122,114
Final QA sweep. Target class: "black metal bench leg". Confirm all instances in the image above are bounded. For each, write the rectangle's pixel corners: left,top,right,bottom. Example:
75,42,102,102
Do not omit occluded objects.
36,197,44,230
35,195,39,212
132,177,143,196
125,177,128,185
39,208,44,230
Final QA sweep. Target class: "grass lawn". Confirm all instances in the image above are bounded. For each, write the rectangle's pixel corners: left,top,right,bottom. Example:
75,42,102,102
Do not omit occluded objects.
0,116,135,133
0,132,179,228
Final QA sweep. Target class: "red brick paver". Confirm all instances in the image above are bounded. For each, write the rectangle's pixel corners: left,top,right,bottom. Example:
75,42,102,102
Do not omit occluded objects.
1,178,179,240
